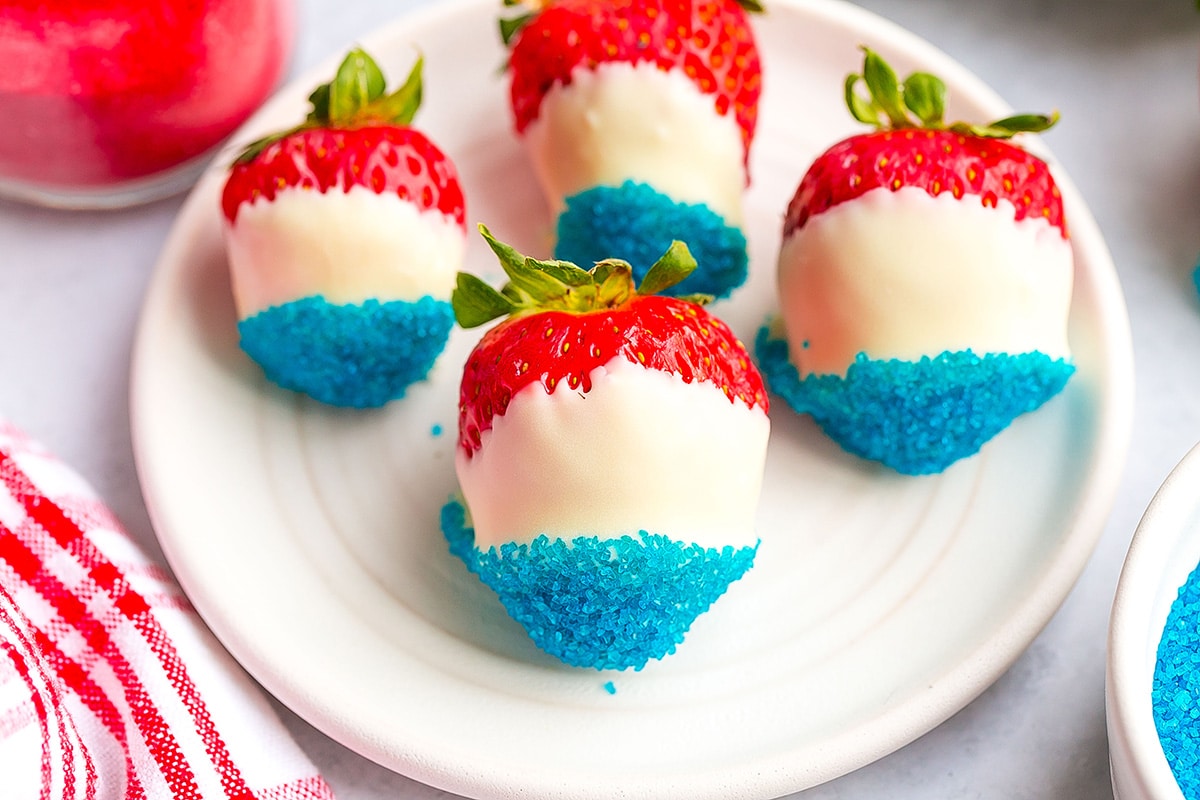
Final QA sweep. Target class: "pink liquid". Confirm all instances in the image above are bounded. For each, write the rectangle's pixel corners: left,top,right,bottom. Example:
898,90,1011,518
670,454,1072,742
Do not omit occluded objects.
0,0,293,196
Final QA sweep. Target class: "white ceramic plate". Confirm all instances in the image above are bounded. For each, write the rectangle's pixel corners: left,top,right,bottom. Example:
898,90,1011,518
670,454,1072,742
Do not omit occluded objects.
130,0,1134,797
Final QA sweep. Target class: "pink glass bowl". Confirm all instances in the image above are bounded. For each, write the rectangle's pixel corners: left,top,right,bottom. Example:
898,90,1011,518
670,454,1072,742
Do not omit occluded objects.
0,0,294,209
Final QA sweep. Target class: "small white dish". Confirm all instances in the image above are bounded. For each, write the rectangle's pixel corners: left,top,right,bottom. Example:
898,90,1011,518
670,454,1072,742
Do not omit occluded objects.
1107,444,1200,800
130,0,1134,797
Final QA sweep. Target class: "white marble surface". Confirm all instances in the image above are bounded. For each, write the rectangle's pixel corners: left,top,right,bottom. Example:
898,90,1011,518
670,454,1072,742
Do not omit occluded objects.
0,0,1196,796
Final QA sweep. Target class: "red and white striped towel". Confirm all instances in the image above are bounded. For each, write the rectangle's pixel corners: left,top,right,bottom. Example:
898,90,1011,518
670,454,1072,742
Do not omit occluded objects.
0,420,336,800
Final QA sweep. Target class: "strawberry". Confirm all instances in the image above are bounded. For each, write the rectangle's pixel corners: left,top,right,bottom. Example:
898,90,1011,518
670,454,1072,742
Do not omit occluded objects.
499,0,763,299
782,128,1066,239
503,0,762,156
757,47,1075,474
220,49,467,408
442,226,770,671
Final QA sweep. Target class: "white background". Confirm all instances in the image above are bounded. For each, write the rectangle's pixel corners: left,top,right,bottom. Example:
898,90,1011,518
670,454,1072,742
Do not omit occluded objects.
0,0,1196,797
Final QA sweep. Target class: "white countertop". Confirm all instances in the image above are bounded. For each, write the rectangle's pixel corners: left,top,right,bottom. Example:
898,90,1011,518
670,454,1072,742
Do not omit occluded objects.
1,0,1196,796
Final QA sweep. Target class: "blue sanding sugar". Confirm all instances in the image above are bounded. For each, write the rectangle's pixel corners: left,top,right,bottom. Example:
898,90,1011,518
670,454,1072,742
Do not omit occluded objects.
440,498,758,672
754,326,1075,475
1156,562,1200,797
554,180,748,299
237,294,453,408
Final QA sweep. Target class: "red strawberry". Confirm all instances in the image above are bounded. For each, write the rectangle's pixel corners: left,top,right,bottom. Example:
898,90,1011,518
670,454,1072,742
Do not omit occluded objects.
783,47,1061,238
444,226,770,670
220,49,467,408
221,49,465,225
453,228,769,457
501,0,764,160
784,128,1067,238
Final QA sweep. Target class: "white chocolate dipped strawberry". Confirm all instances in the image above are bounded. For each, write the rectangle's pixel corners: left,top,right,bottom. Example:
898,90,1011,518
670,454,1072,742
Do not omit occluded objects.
757,48,1074,474
221,49,466,407
500,0,763,299
443,227,769,670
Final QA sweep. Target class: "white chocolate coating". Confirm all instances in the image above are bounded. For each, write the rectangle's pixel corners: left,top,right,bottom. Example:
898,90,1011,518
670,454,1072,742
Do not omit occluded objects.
523,61,746,224
456,356,769,550
225,185,464,318
777,186,1073,377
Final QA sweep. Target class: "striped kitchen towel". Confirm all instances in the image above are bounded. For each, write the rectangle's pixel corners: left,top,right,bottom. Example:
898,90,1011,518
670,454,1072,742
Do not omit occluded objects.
0,419,336,800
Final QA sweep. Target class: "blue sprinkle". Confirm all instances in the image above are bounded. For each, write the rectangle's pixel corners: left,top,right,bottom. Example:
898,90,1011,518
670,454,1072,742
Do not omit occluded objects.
440,498,758,671
238,295,453,408
431,423,444,438
754,325,1074,475
603,681,617,695
1155,561,1200,797
555,180,748,299
1193,254,1200,301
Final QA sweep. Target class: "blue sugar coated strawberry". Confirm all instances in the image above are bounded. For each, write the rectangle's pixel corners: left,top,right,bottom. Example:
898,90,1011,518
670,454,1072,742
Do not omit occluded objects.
555,180,748,299
754,326,1075,475
238,295,453,408
441,498,758,672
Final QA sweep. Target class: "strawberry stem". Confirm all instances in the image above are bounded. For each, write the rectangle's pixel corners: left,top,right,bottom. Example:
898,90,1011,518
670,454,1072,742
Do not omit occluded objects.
452,225,701,328
233,48,424,165
845,46,1058,139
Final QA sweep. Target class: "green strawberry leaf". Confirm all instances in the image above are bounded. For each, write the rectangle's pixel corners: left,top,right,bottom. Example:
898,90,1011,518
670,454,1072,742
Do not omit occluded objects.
498,0,538,47
232,133,279,166
233,47,422,165
843,46,1060,139
844,74,881,127
862,47,908,128
499,13,535,46
478,224,533,280
596,262,636,307
947,122,1008,139
328,48,387,121
456,227,706,329
452,272,518,328
365,55,424,126
479,225,574,304
902,72,946,127
590,260,618,287
307,83,331,123
505,258,574,304
985,111,1060,134
535,259,595,287
637,241,697,296
948,111,1059,140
